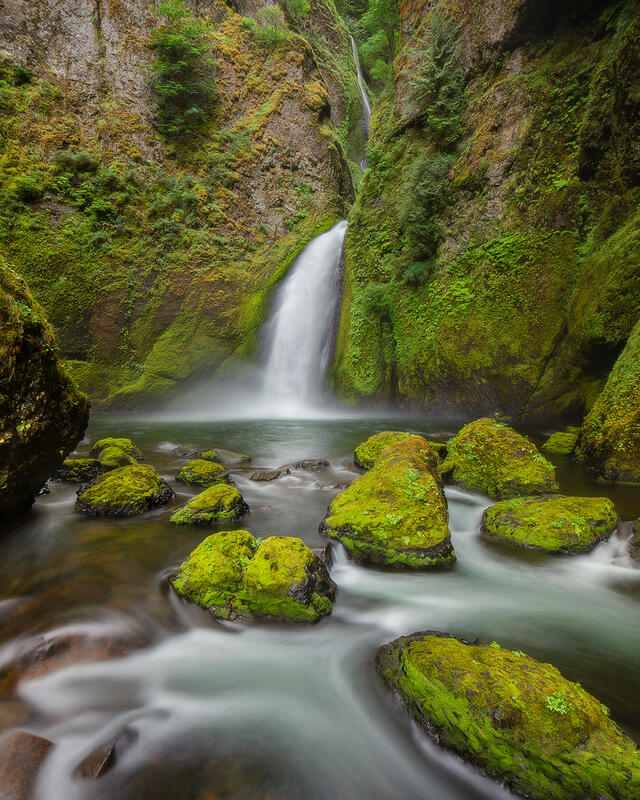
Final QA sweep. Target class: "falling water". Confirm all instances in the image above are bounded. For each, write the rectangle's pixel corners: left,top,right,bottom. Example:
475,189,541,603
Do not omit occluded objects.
260,221,348,416
351,36,371,168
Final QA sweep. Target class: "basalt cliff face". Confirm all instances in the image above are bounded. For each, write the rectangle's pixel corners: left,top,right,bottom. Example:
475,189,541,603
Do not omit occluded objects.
0,0,357,407
335,0,640,425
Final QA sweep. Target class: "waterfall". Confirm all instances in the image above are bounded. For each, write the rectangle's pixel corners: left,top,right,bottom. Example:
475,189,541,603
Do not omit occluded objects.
260,221,348,416
351,36,371,168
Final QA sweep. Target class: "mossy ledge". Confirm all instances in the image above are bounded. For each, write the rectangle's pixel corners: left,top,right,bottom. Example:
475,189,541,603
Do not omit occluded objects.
481,494,618,554
441,418,558,499
377,631,640,800
321,435,454,569
170,532,336,623
75,464,174,517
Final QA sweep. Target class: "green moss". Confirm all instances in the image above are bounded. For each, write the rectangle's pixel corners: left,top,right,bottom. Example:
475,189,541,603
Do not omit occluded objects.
170,483,248,525
97,445,137,469
322,435,454,568
354,431,412,470
542,430,579,456
52,457,105,483
175,458,231,488
203,448,251,465
89,437,143,461
377,631,640,800
75,464,174,517
171,533,335,621
481,494,618,554
441,418,558,499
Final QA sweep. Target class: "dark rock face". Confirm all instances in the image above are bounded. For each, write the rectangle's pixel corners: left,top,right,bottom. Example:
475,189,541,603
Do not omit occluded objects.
0,730,53,800
52,457,106,483
0,259,89,515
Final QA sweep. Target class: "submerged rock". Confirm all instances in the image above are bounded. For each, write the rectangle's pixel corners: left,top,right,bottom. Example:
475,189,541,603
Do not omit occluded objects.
52,457,106,483
281,459,330,471
171,532,335,622
0,730,53,800
176,459,232,488
73,727,138,780
542,429,579,456
98,445,137,469
377,631,640,800
481,494,618,554
89,437,143,461
204,448,251,466
0,259,89,515
75,464,174,517
250,469,288,482
354,431,412,470
441,418,558,499
173,444,203,458
321,435,454,568
170,484,248,525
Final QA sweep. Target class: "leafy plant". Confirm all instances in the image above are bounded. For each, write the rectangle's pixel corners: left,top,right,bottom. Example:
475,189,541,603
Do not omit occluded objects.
401,152,452,264
546,691,573,715
244,7,289,51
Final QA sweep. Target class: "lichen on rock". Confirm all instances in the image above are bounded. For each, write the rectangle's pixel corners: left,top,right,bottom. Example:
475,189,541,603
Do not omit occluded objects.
377,631,640,800
321,435,454,568
75,464,174,517
170,484,248,526
481,494,618,554
89,438,143,461
441,418,558,499
170,532,335,622
176,459,232,488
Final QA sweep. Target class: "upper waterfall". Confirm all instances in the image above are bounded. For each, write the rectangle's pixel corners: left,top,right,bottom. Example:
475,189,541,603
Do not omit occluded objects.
351,36,371,168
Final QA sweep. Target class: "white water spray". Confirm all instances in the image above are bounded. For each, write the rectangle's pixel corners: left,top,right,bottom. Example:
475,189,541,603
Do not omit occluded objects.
351,36,371,168
260,221,348,416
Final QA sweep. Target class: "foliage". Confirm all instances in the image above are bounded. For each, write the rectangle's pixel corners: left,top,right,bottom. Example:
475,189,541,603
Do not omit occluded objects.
285,0,310,20
546,692,573,715
148,0,216,138
244,7,290,51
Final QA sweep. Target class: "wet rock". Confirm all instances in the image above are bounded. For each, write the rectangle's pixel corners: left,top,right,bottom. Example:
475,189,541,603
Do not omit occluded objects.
624,519,640,561
280,459,330,471
250,469,288,482
171,532,335,622
176,459,232,489
441,417,558,499
73,727,138,780
481,494,618,554
354,431,413,470
0,259,89,515
75,464,174,517
542,428,579,456
98,446,137,470
321,435,455,569
204,448,251,466
89,437,143,461
377,631,640,800
170,485,248,526
173,444,203,458
52,457,106,483
0,730,53,800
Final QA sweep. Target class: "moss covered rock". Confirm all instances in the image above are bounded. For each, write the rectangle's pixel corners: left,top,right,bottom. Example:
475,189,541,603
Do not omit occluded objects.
98,446,137,470
577,320,640,483
354,431,413,470
170,532,335,622
89,438,142,461
170,484,248,526
176,459,231,488
542,429,579,456
481,494,618,554
202,448,251,466
53,458,106,483
441,418,558,499
75,464,174,517
321,435,454,568
377,631,640,800
0,259,89,514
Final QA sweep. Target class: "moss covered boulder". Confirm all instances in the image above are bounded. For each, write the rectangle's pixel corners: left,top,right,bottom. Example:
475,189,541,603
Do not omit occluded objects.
89,438,143,461
577,320,640,483
75,464,174,517
0,259,89,514
170,484,248,526
176,459,231,488
202,448,250,466
53,458,106,483
481,495,618,554
354,431,412,470
98,446,137,470
321,435,454,568
171,533,335,622
542,429,580,456
441,418,558,499
377,631,640,800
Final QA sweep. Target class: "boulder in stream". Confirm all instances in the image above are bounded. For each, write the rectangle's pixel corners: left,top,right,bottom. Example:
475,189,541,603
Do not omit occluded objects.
441,417,558,499
321,435,454,568
0,730,53,800
176,459,232,488
89,437,143,461
171,532,335,622
542,428,580,456
354,431,412,470
98,445,137,470
202,448,251,466
481,494,618,554
280,459,330,471
52,457,106,483
170,484,248,525
377,631,640,800
250,469,288,481
75,464,174,517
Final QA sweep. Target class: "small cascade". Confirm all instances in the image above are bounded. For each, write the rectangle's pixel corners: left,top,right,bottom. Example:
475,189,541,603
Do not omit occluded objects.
260,221,348,416
351,36,371,168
